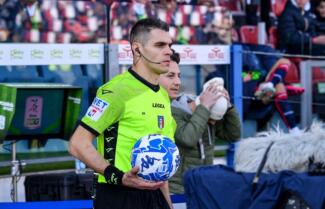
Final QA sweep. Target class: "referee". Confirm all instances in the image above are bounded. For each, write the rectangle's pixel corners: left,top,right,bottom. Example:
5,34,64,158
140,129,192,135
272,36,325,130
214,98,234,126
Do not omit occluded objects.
69,18,175,209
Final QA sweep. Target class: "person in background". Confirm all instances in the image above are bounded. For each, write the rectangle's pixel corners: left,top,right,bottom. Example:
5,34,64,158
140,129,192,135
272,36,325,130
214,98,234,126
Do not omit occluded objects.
206,43,303,133
203,11,303,133
158,0,177,12
314,0,325,34
278,0,325,55
203,14,235,45
69,18,175,209
159,50,241,194
242,45,302,133
0,0,25,42
131,0,154,20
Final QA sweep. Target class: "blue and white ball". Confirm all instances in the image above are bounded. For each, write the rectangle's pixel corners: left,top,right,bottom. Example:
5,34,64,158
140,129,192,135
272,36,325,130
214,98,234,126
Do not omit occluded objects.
131,134,180,182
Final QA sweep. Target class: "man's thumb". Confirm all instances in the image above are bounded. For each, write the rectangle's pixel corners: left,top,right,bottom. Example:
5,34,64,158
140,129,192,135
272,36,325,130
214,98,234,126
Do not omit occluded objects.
131,166,139,174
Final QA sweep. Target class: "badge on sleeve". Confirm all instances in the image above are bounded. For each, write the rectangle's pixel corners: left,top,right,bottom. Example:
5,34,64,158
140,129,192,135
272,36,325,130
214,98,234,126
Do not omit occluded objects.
86,97,109,121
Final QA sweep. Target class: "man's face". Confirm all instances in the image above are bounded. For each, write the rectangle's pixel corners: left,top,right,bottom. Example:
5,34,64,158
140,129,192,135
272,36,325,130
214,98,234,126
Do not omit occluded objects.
317,2,325,18
139,28,173,75
159,61,181,99
209,17,233,44
295,0,309,9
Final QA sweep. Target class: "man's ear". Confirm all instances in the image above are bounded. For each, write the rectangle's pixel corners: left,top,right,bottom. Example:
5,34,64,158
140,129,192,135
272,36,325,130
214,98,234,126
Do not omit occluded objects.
131,42,141,55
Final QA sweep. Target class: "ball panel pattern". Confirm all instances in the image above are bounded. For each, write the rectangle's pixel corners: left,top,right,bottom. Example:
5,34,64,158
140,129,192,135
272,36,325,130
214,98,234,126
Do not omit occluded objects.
131,134,180,181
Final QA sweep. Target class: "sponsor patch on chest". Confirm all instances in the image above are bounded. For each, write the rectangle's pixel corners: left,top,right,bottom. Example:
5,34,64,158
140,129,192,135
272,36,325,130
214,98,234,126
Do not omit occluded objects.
152,103,165,108
86,97,109,121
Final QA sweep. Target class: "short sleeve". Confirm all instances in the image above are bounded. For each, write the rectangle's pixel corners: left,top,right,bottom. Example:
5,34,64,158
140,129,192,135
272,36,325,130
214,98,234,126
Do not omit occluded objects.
81,86,124,135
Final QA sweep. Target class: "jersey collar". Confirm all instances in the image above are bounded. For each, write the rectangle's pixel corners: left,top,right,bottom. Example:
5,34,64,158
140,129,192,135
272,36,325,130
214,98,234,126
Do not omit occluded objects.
128,68,160,92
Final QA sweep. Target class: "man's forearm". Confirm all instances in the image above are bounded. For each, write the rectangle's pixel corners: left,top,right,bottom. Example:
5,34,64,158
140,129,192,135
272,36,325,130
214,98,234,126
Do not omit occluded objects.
69,126,108,174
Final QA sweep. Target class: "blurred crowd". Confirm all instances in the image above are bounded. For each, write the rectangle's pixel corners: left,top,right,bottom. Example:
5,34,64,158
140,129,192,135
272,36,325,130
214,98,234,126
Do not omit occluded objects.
1,0,325,54
0,0,107,42
0,0,241,44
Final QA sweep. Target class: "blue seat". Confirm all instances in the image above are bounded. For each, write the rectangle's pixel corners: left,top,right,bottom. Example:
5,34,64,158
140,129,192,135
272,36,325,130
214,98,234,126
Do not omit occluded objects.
40,65,65,83
82,64,105,104
2,66,45,82
0,66,10,82
83,64,104,88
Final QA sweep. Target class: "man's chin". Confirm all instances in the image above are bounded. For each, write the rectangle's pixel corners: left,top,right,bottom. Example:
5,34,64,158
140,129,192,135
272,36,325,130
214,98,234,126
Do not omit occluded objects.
158,67,169,74
170,93,178,100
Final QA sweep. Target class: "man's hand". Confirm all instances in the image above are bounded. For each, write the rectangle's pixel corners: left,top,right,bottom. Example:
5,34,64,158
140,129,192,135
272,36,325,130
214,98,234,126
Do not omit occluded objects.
200,85,221,109
199,85,223,110
122,167,164,190
313,35,325,45
219,88,230,101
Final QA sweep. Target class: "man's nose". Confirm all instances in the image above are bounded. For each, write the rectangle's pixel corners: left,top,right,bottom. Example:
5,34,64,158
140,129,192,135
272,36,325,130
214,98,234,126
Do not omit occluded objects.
174,77,181,85
166,46,173,55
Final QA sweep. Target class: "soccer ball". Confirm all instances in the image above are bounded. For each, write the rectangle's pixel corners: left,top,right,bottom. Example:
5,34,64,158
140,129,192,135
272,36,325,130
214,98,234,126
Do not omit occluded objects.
130,134,180,182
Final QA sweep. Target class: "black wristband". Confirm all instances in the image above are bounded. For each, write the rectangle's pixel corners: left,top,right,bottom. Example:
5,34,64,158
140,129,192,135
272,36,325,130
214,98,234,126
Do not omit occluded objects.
104,165,124,185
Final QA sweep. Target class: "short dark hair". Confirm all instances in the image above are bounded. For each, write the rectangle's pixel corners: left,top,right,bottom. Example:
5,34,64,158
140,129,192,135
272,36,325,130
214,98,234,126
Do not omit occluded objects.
171,49,180,64
129,18,169,45
315,0,325,7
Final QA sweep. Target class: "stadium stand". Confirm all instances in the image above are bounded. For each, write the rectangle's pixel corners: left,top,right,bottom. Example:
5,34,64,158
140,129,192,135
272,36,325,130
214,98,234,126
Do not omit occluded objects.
0,0,242,45
217,0,242,12
266,21,325,120
3,0,107,43
0,66,8,82
271,0,288,17
82,64,104,89
40,65,90,115
109,1,230,44
2,65,45,82
239,25,258,45
231,28,239,42
312,67,325,118
268,26,278,49
313,67,325,83
4,0,318,133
